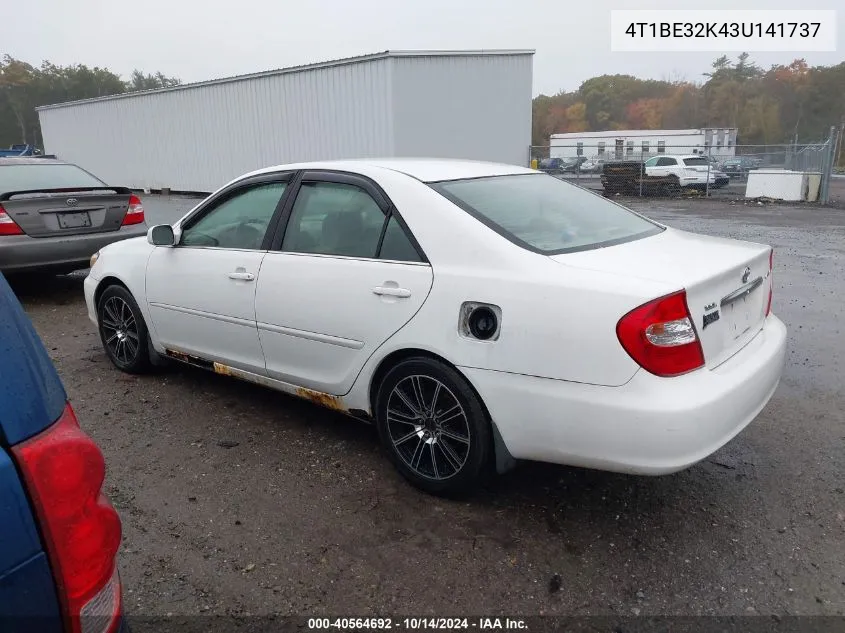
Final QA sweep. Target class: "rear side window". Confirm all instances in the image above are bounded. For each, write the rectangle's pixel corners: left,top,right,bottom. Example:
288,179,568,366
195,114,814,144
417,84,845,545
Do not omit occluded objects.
379,216,421,262
0,164,105,192
432,174,662,254
282,181,385,258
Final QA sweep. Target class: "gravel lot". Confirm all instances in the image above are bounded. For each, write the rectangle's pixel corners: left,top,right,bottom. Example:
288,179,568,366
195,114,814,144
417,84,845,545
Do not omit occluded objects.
11,196,845,619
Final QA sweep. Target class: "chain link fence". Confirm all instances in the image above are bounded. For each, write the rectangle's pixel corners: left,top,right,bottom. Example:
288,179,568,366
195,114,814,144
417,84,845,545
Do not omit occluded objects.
528,134,838,203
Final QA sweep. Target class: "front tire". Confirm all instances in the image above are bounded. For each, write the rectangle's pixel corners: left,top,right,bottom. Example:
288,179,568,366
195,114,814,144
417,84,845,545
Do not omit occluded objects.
97,285,153,374
375,357,492,495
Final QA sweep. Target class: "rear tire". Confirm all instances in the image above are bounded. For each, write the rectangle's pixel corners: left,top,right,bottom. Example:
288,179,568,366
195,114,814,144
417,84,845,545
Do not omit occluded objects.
97,285,153,374
375,357,492,496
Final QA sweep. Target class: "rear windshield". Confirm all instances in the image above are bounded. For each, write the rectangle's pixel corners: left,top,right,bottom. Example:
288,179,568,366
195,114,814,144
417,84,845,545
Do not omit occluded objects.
431,174,663,254
682,157,708,166
0,163,105,193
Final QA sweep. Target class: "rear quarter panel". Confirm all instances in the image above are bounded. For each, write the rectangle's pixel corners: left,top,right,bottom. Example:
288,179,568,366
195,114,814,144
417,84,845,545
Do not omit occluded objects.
344,169,675,392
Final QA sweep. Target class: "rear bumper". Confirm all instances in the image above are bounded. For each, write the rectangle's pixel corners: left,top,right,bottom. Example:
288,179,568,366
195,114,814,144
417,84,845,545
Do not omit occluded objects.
0,225,147,274
462,315,787,475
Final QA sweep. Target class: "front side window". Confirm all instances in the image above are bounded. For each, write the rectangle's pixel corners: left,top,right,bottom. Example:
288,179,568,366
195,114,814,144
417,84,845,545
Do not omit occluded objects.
432,174,662,254
180,182,286,249
644,157,660,167
282,181,385,258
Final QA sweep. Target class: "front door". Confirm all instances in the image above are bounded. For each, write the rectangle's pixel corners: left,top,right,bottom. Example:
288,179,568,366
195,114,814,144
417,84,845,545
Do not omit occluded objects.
145,176,291,374
254,172,433,395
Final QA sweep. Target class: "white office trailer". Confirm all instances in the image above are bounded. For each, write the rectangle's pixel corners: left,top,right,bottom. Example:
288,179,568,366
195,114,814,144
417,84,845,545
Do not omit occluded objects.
550,128,738,160
37,50,534,192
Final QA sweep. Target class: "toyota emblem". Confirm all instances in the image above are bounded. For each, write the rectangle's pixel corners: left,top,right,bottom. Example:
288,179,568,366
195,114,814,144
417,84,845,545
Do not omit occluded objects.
66,198,78,207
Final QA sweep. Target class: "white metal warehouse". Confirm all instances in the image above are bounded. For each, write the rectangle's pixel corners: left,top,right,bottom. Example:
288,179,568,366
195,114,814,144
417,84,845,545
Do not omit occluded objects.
37,50,534,192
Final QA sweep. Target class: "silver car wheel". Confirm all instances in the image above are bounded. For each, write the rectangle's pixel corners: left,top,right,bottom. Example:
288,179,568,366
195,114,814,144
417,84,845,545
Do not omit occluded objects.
386,375,471,481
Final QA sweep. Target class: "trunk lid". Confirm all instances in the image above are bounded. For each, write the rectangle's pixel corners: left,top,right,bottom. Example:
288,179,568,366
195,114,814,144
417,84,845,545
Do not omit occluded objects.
0,187,133,237
551,227,771,368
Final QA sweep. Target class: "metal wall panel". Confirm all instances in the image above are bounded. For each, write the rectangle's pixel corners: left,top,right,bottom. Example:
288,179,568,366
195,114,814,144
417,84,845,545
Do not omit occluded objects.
390,53,533,166
38,59,393,192
37,51,534,192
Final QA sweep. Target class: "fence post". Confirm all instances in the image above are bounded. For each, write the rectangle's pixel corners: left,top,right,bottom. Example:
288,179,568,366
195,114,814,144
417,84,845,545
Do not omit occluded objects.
820,126,836,205
638,159,643,197
705,146,712,197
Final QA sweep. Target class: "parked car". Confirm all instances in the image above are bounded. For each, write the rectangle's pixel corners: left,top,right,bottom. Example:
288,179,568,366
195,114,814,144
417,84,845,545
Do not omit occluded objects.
0,158,147,275
0,144,39,158
0,272,126,632
713,170,730,188
538,157,564,174
644,155,717,190
85,159,786,495
579,158,606,173
539,157,584,175
720,157,761,179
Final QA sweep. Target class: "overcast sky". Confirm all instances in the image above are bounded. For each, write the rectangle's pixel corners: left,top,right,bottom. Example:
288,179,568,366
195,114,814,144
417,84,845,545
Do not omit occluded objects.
4,0,842,95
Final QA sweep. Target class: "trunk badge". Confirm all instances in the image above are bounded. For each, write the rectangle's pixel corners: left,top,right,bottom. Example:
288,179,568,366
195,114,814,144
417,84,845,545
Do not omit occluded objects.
742,267,751,283
66,198,78,207
703,310,720,329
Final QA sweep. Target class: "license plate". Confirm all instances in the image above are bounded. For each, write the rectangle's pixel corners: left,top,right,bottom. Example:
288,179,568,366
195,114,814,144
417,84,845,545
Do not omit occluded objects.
57,212,91,229
727,297,751,340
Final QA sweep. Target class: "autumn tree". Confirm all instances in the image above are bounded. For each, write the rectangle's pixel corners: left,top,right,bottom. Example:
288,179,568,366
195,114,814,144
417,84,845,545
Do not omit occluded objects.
532,53,841,147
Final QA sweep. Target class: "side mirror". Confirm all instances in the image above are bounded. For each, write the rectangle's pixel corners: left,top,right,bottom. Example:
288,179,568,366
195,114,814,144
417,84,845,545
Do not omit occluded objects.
147,224,175,246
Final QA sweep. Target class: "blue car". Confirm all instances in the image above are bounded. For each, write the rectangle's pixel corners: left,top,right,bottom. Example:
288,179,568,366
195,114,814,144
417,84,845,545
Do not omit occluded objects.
0,273,126,633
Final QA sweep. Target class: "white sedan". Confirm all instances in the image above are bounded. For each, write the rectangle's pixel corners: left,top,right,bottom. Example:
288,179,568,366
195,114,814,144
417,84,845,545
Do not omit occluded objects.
85,159,787,495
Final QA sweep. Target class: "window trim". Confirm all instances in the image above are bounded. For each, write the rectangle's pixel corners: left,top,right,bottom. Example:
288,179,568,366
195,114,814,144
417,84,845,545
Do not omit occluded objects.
177,172,295,251
429,173,664,256
268,169,428,264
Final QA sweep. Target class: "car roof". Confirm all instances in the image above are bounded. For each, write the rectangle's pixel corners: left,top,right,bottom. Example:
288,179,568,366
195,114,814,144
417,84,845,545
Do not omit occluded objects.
247,158,536,183
0,157,67,166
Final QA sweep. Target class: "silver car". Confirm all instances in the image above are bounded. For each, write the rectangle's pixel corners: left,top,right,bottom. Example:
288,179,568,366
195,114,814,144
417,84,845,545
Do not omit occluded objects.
0,158,147,274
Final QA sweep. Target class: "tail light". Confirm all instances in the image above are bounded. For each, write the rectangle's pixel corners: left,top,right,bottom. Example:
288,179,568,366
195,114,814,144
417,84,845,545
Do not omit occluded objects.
0,203,24,236
765,248,774,316
12,403,122,633
121,195,145,226
616,290,705,377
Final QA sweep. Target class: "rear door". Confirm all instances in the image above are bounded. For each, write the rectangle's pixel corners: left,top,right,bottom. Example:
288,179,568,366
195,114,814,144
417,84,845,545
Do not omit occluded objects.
254,171,433,395
0,162,132,237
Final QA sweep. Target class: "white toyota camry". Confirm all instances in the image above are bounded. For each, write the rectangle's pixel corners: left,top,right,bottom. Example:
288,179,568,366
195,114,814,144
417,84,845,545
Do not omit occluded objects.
85,159,787,494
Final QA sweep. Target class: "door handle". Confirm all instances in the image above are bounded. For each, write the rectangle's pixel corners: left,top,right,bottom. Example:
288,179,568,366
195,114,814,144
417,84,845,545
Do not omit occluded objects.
373,286,411,298
228,271,255,281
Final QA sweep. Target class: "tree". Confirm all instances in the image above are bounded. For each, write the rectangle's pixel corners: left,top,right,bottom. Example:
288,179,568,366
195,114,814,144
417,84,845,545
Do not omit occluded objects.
0,55,37,143
0,54,182,147
127,70,181,92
